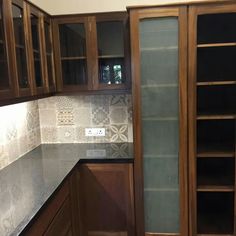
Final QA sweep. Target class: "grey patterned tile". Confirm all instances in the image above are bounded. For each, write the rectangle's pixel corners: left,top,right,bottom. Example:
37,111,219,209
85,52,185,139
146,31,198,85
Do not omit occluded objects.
38,96,57,110
41,127,57,143
74,108,91,126
110,95,128,106
110,106,128,124
92,107,110,125
56,96,74,109
6,123,17,141
57,108,74,126
109,124,128,142
92,95,109,108
57,127,76,143
39,109,56,127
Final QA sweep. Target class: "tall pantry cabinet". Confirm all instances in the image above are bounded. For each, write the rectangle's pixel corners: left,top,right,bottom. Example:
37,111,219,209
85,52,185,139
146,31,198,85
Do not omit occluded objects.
130,1,236,236
129,6,188,236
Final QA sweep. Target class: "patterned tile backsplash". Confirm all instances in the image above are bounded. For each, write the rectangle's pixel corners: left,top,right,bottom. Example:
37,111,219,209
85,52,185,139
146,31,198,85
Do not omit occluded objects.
0,94,133,170
0,101,41,170
38,95,133,144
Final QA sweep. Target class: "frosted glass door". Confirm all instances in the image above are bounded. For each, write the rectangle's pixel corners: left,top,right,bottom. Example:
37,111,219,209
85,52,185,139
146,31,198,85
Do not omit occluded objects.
140,17,180,233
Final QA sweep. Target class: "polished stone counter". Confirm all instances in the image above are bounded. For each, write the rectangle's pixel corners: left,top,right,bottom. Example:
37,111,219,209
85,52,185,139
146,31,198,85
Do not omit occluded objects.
0,143,133,236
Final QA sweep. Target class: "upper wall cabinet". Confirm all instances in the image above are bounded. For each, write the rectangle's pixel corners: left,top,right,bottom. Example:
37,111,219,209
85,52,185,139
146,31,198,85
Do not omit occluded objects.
130,6,188,236
52,12,130,93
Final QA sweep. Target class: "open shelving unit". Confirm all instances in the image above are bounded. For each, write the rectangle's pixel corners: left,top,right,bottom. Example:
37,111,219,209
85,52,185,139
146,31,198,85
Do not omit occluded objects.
191,8,236,236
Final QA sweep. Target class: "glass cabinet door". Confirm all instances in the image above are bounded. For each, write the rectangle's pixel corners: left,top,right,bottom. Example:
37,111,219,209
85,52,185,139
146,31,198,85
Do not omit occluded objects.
130,7,188,236
96,17,127,88
29,9,43,90
0,0,13,99
12,1,30,95
58,21,88,90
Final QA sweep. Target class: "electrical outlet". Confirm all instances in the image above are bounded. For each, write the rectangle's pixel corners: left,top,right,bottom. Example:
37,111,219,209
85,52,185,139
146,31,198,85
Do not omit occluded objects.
85,128,105,137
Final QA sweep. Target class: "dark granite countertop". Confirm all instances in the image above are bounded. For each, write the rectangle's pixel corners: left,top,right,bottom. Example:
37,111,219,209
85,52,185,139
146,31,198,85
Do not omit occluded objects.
0,143,133,236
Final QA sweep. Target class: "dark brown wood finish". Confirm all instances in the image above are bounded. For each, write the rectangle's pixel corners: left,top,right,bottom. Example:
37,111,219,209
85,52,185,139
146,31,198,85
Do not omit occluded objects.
8,0,33,97
78,163,135,236
40,14,56,93
93,12,131,91
52,16,91,92
52,12,130,94
188,3,236,236
26,4,46,95
0,0,16,100
130,6,188,236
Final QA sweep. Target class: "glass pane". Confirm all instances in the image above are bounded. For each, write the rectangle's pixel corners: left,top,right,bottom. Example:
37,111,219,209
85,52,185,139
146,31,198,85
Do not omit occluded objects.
44,22,51,53
59,23,86,57
31,14,42,87
198,13,236,44
97,21,124,56
16,48,28,88
140,17,179,233
47,54,54,87
12,4,29,89
61,59,87,85
99,58,125,84
0,3,9,90
44,22,54,87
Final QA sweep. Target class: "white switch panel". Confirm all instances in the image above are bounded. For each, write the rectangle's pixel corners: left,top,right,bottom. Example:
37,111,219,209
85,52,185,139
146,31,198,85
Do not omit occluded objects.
85,128,105,137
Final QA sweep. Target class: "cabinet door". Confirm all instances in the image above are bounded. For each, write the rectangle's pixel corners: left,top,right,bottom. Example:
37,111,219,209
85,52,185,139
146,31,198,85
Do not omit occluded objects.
53,17,90,92
130,7,188,236
188,3,236,236
9,0,32,97
0,0,15,100
27,5,46,95
78,163,135,236
93,13,130,91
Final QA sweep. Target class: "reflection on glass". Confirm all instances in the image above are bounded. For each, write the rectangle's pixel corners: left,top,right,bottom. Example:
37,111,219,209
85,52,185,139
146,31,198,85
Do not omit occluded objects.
62,59,87,85
59,23,86,57
44,22,54,87
12,4,28,89
99,58,124,84
0,4,9,90
97,21,124,56
31,14,42,87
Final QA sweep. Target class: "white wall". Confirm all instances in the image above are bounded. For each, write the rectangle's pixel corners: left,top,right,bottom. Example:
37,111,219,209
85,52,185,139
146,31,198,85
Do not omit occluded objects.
29,0,211,15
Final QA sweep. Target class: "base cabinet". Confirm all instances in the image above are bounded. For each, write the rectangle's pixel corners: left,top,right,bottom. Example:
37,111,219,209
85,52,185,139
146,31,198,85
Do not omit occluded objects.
78,163,135,236
23,162,134,236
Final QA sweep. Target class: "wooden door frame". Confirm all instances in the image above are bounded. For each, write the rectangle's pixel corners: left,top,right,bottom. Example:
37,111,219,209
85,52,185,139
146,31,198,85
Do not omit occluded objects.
130,6,188,236
188,3,236,236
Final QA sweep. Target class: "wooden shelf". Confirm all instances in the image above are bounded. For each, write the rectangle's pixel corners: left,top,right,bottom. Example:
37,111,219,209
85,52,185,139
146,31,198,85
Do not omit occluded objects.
197,234,234,236
61,56,86,60
142,117,178,121
15,44,25,49
197,81,236,86
197,114,236,120
98,55,124,59
197,42,236,48
141,83,178,89
141,46,178,51
33,49,40,54
197,185,234,192
197,145,235,158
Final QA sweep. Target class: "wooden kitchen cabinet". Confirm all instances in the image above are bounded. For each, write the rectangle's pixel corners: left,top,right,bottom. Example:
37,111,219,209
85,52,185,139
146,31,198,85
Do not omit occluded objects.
129,5,188,236
52,12,130,93
188,2,236,236
24,171,80,236
78,163,135,236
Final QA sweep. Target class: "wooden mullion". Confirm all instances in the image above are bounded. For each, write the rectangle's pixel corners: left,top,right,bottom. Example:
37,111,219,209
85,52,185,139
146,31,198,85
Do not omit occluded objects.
23,1,35,96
